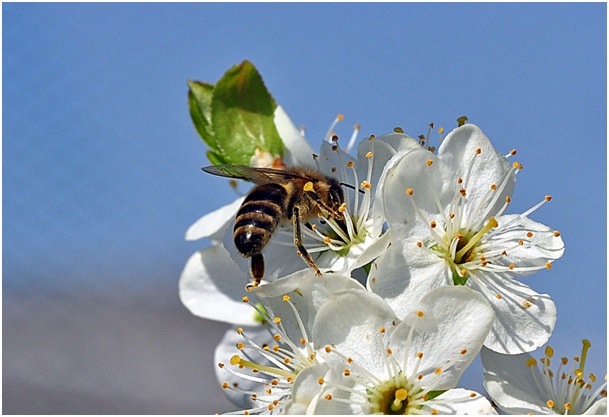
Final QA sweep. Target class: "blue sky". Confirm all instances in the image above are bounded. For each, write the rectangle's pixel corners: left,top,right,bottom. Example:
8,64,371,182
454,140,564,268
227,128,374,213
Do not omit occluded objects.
3,2,606,406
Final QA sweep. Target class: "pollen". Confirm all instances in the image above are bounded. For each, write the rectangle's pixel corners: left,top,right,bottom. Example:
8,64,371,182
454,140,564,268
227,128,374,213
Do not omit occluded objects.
366,151,373,158
303,181,314,192
417,311,424,317
426,159,433,166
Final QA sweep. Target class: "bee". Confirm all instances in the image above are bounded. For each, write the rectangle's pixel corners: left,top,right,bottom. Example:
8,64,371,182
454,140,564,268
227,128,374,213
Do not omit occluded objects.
202,164,346,287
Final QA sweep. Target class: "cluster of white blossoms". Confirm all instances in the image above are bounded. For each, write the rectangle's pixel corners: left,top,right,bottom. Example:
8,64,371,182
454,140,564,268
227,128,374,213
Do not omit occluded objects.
179,108,606,414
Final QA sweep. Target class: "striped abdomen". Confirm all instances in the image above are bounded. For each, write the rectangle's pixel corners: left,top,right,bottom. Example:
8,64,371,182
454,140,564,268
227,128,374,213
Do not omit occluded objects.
234,183,288,257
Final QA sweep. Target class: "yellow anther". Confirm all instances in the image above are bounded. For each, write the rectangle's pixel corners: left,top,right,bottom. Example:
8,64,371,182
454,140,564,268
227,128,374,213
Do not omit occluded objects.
283,295,290,302
387,348,393,354
284,358,291,364
460,348,468,355
430,221,437,228
495,294,503,299
545,263,552,269
395,388,408,401
417,374,423,380
325,346,332,353
237,343,245,350
435,367,442,375
344,369,351,376
460,188,467,197
324,236,332,244
300,337,306,345
416,352,423,359
510,149,517,156
438,127,444,134
426,159,433,166
230,355,242,365
506,196,512,203
394,127,404,133
274,334,281,341
470,392,477,397
242,296,249,303
526,358,538,367
553,230,561,237
475,148,482,154
337,114,344,121
416,241,423,247
271,379,279,386
509,263,515,270
338,202,347,212
331,135,339,142
527,231,534,238
237,327,243,335
545,195,552,201
360,180,372,190
274,317,281,323
547,400,555,408
366,151,373,158
222,382,229,389
325,394,333,400
379,326,386,333
513,161,520,169
347,161,354,168
417,311,424,317
318,377,325,385
490,183,497,191
564,403,571,410
545,346,555,358
331,145,338,151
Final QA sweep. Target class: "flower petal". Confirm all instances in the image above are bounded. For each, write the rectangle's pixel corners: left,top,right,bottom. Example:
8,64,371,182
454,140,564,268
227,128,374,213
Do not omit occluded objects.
584,398,607,415
185,196,244,241
368,237,452,318
179,247,259,326
252,270,364,343
438,124,515,225
481,347,552,414
274,105,316,168
468,274,556,354
284,363,330,414
422,388,497,415
391,286,495,390
484,214,565,276
312,288,398,378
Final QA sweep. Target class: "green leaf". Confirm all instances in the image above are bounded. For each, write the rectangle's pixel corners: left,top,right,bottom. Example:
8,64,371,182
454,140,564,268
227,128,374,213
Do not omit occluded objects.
187,80,215,148
210,61,285,165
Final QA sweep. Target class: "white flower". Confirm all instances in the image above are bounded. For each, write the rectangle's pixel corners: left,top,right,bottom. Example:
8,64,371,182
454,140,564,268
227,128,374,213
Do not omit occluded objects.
368,124,565,354
181,108,420,325
297,286,497,414
214,270,365,414
482,340,607,414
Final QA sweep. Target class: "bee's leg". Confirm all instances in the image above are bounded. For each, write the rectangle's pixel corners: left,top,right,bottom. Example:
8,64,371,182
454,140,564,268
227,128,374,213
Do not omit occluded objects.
304,191,344,220
293,207,322,276
250,254,265,287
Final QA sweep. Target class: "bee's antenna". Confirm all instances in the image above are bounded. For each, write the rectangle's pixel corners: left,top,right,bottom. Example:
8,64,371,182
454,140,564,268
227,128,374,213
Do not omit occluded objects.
340,182,365,194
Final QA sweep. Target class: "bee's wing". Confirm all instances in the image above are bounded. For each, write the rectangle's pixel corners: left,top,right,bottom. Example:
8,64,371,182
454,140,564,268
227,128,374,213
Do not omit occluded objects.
202,165,309,185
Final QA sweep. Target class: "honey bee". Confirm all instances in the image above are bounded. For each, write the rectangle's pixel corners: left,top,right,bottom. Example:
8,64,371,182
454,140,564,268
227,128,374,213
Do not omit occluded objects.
202,165,346,287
